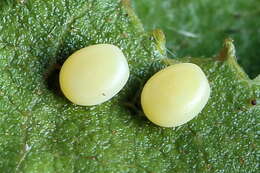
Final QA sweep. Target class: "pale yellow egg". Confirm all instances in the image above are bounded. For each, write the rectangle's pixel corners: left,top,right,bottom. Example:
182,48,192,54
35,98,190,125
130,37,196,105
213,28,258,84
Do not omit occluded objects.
141,63,210,127
59,44,129,106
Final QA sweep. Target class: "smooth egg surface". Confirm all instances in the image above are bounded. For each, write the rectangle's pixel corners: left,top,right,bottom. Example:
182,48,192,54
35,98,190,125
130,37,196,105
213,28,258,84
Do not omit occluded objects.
60,44,129,106
141,63,210,127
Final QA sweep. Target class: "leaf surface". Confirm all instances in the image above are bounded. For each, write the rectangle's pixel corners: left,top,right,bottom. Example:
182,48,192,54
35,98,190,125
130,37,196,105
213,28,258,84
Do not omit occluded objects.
0,0,259,172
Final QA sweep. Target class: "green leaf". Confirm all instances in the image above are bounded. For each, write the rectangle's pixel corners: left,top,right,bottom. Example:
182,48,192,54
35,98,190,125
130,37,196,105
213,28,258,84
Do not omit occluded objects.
133,0,260,78
0,0,259,173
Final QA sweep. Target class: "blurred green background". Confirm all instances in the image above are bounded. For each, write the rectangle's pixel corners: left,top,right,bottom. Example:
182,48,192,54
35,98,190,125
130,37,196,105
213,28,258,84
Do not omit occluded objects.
133,0,260,79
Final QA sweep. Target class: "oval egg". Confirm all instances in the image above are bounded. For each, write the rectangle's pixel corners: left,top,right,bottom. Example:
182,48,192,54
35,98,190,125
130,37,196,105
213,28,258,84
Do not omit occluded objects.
59,44,129,106
141,63,210,127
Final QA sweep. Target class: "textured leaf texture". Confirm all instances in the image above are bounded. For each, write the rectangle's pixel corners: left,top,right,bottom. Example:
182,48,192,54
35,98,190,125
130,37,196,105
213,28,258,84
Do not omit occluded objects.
0,0,259,172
